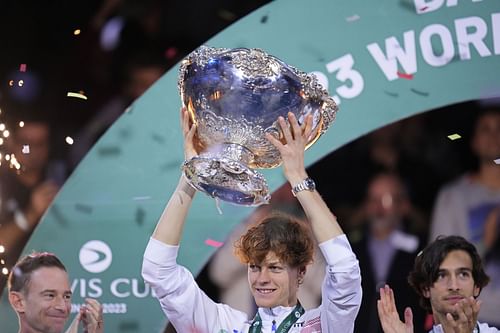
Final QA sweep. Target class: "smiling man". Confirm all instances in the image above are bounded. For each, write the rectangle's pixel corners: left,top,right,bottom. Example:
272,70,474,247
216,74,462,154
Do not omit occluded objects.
377,236,499,333
142,110,362,332
8,252,104,333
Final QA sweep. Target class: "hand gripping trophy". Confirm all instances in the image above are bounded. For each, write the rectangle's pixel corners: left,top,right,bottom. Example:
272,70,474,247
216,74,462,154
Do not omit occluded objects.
178,46,337,206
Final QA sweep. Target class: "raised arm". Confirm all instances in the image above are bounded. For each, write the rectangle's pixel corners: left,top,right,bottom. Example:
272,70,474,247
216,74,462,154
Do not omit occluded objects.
265,112,343,242
142,108,249,332
151,107,197,246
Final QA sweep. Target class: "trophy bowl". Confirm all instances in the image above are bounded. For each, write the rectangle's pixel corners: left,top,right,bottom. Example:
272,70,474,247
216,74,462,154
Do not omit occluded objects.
178,46,338,206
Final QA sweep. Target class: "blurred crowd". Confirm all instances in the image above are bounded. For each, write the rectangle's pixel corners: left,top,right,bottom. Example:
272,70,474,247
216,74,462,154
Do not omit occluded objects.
0,1,499,333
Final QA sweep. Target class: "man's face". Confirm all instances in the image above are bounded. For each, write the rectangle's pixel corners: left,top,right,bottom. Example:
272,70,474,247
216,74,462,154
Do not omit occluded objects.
365,175,408,233
423,250,480,319
15,267,72,333
471,113,500,162
248,251,304,308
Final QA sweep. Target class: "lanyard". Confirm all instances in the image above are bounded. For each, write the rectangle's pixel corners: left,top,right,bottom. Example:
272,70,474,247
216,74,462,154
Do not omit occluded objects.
249,303,305,333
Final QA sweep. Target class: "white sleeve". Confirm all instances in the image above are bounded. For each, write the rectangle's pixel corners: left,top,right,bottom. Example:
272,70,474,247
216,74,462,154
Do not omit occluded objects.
319,234,362,333
141,237,247,332
478,322,500,332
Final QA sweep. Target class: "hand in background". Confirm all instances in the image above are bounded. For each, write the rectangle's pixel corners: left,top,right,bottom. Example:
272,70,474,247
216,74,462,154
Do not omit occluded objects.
377,285,414,333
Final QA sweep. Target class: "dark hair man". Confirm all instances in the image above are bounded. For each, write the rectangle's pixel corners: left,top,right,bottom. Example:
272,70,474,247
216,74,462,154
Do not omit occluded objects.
377,236,498,333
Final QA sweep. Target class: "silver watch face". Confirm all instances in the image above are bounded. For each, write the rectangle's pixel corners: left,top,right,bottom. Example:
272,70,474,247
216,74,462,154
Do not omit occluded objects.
305,178,315,190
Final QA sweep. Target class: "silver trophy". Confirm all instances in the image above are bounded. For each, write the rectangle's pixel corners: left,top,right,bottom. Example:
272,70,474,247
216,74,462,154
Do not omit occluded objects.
178,46,337,206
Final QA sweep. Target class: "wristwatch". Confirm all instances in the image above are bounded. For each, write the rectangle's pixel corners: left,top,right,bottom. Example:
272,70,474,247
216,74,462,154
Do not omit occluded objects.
291,177,316,196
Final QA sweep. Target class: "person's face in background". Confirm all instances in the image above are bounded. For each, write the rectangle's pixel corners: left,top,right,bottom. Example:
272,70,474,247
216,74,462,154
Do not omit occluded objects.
423,250,480,321
12,121,50,173
10,267,72,333
364,174,410,237
471,111,500,163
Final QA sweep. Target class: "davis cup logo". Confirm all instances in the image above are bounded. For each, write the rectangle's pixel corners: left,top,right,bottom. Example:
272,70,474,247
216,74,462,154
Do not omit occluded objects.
79,240,112,273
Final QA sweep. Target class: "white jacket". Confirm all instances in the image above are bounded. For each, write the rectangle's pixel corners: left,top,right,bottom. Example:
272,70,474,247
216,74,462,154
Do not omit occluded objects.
142,234,362,333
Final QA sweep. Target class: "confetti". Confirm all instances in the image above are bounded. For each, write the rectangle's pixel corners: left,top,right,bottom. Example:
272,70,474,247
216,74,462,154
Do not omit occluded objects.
410,88,429,96
65,136,74,145
133,196,151,201
135,207,146,225
152,133,166,144
22,145,30,154
0,245,4,253
18,80,24,87
494,158,500,165
67,92,87,100
8,80,14,87
205,239,224,248
2,267,8,275
73,29,81,35
75,203,93,214
397,71,414,80
97,146,121,156
346,14,360,22
19,64,27,72
447,133,461,140
384,90,399,97
19,121,24,127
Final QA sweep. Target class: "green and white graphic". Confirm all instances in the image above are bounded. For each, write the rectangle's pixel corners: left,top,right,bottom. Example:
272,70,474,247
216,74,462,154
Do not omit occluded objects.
1,0,499,332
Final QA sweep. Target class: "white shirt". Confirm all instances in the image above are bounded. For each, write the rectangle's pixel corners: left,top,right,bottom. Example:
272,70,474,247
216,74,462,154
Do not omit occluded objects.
142,234,362,333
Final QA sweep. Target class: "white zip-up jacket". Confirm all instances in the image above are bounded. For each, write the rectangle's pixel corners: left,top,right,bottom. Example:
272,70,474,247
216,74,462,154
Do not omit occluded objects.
142,234,362,333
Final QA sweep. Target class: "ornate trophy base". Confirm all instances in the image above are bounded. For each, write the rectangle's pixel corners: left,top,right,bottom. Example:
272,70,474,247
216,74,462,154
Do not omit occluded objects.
182,144,270,206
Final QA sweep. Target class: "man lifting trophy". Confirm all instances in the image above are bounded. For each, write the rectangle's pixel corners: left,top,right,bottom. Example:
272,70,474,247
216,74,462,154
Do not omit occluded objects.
178,46,338,206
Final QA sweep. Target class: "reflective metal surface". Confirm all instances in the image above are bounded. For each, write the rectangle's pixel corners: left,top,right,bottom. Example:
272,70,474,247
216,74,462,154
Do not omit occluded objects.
178,46,337,206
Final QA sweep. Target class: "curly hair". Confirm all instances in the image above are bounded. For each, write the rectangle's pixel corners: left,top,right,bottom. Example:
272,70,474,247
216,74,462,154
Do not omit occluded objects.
408,235,490,313
234,212,314,268
8,252,66,293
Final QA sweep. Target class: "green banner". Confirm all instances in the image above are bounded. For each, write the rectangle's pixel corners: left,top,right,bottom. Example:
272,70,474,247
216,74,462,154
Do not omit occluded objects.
1,0,499,332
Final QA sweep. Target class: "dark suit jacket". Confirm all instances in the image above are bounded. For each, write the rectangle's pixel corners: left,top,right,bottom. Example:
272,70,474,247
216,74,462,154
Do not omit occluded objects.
351,229,427,333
